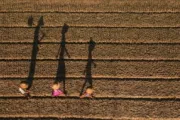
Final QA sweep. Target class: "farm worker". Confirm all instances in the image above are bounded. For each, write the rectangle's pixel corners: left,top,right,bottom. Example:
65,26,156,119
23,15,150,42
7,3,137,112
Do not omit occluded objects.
51,81,65,97
19,81,31,99
80,87,94,98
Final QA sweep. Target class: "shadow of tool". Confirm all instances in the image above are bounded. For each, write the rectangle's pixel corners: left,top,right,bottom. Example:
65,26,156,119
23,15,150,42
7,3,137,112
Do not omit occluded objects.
80,38,96,96
27,16,45,90
55,23,70,94
28,15,34,27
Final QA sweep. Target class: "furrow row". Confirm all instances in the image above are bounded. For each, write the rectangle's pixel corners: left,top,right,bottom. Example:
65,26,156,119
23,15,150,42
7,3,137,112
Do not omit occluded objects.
0,98,180,118
1,79,180,97
1,28,180,43
0,44,180,59
1,0,180,12
1,13,180,27
0,61,180,77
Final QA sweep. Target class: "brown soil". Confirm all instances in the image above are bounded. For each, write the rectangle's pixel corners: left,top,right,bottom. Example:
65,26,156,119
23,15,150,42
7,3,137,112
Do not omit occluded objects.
0,0,180,119
1,13,180,27
1,28,180,43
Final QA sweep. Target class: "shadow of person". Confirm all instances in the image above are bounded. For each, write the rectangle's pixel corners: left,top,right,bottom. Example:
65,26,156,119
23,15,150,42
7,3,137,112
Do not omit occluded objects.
27,16,45,90
80,38,96,96
55,23,70,94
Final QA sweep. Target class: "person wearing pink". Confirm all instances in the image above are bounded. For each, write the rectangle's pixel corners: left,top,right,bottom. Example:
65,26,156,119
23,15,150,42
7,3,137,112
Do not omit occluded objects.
80,87,94,98
51,82,65,97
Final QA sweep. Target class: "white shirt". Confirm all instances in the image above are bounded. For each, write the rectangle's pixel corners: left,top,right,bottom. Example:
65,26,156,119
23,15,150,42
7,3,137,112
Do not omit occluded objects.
19,88,26,94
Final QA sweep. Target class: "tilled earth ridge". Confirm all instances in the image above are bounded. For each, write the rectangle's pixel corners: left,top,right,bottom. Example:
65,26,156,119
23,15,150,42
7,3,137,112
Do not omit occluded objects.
1,44,180,59
1,28,180,43
0,98,180,118
0,79,180,97
1,0,180,12
0,0,180,119
1,13,180,27
1,61,180,77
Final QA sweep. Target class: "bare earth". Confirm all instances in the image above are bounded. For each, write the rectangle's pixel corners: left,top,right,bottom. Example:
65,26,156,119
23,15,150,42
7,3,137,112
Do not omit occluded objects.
0,0,180,119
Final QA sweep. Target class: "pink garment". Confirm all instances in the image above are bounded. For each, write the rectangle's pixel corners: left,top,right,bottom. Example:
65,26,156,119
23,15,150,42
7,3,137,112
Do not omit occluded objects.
85,92,93,97
52,89,63,96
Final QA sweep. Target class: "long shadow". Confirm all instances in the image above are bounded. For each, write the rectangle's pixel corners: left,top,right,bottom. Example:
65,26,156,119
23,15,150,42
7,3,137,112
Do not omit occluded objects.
55,23,70,94
80,38,96,95
27,16,45,90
